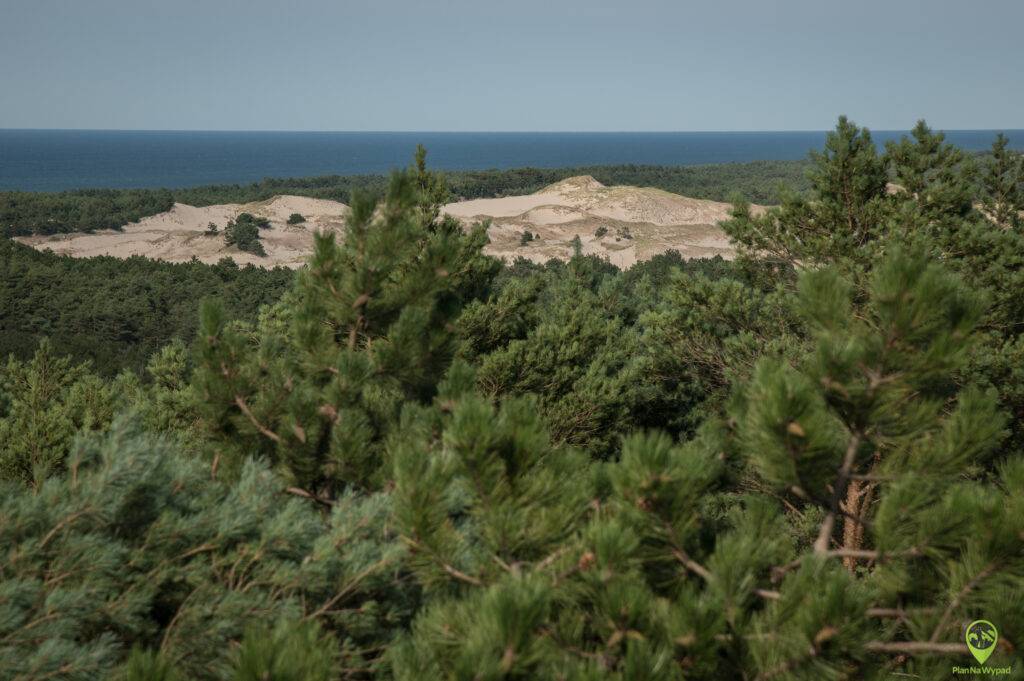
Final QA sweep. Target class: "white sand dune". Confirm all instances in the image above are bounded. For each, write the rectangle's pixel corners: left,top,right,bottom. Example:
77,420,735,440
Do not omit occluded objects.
18,178,760,269
443,176,760,267
18,196,350,268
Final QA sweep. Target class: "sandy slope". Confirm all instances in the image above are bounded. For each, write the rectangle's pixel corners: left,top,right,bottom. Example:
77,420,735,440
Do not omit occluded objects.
443,176,757,267
17,196,350,268
18,179,759,269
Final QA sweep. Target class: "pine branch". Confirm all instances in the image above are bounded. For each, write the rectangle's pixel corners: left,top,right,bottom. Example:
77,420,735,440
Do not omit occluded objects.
234,395,281,443
864,641,968,655
772,547,921,582
306,555,398,620
867,607,937,619
38,509,91,549
285,486,335,507
927,561,997,643
400,535,484,587
672,548,712,581
814,431,862,554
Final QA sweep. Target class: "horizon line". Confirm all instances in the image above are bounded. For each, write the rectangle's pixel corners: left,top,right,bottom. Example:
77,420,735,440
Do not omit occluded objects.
3,127,1023,135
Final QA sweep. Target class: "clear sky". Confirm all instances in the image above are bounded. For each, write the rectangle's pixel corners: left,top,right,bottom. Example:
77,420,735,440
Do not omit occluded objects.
1,0,1021,132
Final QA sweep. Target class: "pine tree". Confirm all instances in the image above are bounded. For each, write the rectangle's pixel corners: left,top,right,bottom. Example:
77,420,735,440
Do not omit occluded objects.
0,340,135,487
193,152,497,493
980,133,1024,229
725,117,889,268
884,119,974,219
224,213,268,256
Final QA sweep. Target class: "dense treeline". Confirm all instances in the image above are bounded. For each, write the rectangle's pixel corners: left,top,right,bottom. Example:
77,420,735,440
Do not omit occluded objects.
160,160,817,206
2,121,1024,680
0,240,292,374
1,160,812,237
0,187,174,237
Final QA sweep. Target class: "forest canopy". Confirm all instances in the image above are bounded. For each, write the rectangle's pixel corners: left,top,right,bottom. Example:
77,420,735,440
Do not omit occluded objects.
1,122,1024,680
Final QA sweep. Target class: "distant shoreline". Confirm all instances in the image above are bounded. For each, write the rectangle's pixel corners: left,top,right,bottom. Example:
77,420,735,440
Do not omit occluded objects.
2,129,1020,193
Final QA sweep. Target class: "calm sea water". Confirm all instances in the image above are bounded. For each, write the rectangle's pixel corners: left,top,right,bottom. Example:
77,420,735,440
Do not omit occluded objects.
1,129,1020,192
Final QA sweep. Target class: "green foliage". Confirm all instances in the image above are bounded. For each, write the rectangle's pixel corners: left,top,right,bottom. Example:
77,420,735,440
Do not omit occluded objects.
4,122,1024,680
519,230,534,246
287,213,306,225
193,157,498,492
885,119,974,219
0,418,409,680
980,133,1024,228
224,213,269,256
0,341,134,486
391,247,1023,680
725,116,889,268
0,188,173,237
0,238,292,374
117,648,181,681
232,620,337,681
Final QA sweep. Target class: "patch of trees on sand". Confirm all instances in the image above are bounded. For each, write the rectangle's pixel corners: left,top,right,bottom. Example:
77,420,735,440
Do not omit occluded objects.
1,123,1024,679
224,212,270,256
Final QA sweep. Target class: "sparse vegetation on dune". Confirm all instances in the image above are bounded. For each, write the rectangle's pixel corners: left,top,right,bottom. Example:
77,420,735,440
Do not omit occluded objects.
2,121,1024,679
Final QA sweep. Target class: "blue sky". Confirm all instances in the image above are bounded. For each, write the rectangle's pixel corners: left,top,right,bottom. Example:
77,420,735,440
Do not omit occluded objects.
1,0,1021,131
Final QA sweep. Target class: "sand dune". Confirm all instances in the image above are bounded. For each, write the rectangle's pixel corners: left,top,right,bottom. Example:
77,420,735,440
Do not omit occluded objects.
18,178,758,269
17,196,350,268
444,176,757,267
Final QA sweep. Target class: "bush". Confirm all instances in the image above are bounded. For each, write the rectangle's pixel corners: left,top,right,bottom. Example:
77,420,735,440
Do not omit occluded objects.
287,213,306,225
224,213,267,256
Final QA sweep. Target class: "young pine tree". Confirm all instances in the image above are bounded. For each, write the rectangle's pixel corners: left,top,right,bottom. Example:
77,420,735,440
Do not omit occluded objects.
980,132,1024,229
0,340,135,487
884,119,974,219
193,152,497,494
725,116,889,269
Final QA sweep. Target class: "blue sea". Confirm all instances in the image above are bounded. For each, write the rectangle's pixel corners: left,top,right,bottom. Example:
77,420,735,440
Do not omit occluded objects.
1,129,1020,192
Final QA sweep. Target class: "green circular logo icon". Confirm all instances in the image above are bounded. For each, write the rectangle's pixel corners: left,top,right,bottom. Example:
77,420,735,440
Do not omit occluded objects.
965,620,998,665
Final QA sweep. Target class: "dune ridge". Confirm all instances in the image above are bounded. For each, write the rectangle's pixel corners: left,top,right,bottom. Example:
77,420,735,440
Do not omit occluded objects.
17,178,761,269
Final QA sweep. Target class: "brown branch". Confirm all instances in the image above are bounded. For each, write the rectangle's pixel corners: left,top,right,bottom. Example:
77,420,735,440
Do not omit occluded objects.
234,395,281,443
306,556,396,621
772,547,921,582
672,548,712,581
927,562,997,643
400,535,483,587
443,563,483,586
39,510,91,549
814,432,862,554
286,486,335,507
864,641,968,655
867,607,937,618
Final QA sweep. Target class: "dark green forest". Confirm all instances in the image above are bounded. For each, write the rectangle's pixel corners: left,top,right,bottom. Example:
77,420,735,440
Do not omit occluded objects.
0,159,811,237
0,242,292,374
1,120,1024,680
